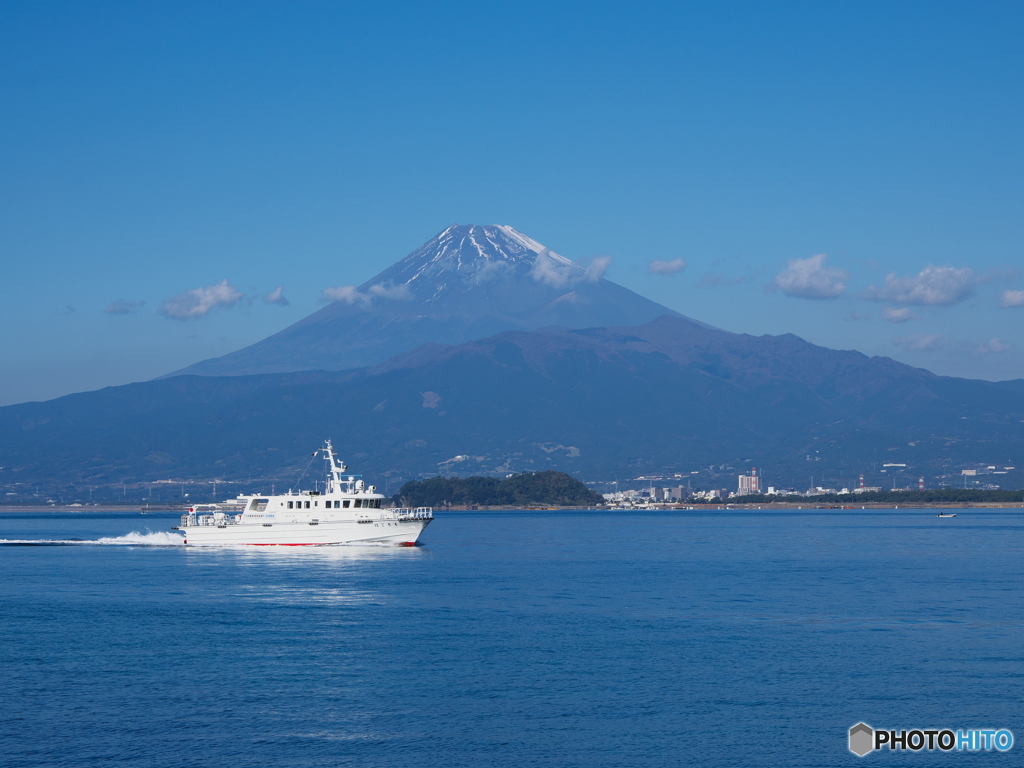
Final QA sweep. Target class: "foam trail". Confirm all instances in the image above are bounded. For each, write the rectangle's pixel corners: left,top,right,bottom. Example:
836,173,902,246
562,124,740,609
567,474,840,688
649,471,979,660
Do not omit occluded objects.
96,531,185,546
0,531,185,546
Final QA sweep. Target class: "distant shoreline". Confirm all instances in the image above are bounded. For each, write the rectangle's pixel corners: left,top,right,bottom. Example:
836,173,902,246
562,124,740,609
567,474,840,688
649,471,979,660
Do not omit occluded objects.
467,502,1024,510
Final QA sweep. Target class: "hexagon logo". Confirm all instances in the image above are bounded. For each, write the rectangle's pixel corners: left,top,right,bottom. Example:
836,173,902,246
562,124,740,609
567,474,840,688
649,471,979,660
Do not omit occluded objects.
849,723,874,757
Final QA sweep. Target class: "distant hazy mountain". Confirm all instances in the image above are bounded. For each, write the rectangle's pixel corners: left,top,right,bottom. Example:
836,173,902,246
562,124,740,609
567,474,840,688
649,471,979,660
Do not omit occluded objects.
4,316,1022,499
171,224,690,377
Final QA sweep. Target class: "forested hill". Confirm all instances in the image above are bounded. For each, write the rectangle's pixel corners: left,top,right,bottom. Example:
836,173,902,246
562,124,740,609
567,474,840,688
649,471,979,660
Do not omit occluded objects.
399,471,604,507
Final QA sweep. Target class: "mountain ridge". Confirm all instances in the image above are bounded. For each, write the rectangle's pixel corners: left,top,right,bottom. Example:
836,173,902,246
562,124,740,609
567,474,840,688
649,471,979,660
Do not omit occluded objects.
4,316,1022,499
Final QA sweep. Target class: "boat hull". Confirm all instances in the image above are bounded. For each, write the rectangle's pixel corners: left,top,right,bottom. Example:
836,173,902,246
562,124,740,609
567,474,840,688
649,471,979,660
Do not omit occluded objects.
181,518,431,547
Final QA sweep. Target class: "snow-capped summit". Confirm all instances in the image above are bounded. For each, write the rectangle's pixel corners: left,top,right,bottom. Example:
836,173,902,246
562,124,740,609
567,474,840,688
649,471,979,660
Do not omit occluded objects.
378,224,556,285
360,224,590,304
169,224,689,378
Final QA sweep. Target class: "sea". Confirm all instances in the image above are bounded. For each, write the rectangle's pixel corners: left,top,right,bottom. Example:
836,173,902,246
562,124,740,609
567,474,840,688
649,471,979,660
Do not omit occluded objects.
0,508,1020,767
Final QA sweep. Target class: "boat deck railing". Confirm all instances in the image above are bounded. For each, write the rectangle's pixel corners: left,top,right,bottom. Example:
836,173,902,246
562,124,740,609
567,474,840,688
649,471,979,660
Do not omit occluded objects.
391,507,434,521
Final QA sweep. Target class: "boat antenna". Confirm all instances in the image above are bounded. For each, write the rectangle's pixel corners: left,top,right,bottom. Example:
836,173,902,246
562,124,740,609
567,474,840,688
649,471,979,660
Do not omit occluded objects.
290,447,321,493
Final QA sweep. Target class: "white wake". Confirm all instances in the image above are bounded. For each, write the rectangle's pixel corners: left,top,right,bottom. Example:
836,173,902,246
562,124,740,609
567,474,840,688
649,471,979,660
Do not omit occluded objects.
0,530,185,546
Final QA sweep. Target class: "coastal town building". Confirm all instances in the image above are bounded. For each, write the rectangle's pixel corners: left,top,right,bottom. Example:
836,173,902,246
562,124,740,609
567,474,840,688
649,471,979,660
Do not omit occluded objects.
737,468,761,495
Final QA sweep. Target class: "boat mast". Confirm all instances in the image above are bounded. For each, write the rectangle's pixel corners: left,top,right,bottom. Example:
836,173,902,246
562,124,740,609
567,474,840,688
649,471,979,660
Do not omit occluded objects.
322,440,348,494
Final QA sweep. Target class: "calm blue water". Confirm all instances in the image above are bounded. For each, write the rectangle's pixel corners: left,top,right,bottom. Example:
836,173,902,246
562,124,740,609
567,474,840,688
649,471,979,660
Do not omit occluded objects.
0,509,1021,767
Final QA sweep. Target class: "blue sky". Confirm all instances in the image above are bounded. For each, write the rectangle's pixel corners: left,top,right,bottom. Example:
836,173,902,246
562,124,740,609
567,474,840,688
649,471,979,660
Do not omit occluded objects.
2,0,1023,406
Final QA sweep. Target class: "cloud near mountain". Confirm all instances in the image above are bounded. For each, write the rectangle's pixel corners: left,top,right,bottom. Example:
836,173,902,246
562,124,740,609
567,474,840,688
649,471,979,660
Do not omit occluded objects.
648,258,687,276
867,265,976,305
264,286,288,306
893,333,944,352
976,338,1011,354
159,280,242,319
881,306,915,323
528,251,610,287
320,283,411,306
773,254,847,299
1000,289,1024,307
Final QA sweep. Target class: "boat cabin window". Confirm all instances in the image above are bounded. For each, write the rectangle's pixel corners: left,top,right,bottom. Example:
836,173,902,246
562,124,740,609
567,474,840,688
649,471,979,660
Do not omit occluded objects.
287,501,293,509
250,498,269,512
354,499,362,508
305,501,310,509
343,500,350,508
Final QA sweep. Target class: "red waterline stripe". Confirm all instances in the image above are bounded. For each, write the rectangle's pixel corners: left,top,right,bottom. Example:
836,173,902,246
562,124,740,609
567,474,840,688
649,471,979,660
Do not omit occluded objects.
246,543,327,546
188,541,418,547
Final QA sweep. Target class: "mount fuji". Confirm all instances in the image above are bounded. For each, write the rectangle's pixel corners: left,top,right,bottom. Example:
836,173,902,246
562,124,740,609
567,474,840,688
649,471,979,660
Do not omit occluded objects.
171,224,690,377
6,226,1024,500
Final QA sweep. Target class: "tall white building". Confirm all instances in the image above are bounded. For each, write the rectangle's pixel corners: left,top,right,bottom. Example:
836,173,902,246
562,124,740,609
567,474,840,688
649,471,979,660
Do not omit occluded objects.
737,468,761,495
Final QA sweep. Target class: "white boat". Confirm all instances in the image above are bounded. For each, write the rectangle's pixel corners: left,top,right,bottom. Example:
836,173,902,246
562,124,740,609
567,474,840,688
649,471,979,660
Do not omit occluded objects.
937,513,957,518
173,440,433,546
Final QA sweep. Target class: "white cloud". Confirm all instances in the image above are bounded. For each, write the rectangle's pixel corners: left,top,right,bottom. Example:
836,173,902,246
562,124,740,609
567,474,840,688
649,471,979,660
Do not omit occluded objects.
320,282,411,306
159,280,242,319
264,286,289,306
773,254,847,299
529,251,610,288
881,306,915,323
648,258,687,276
104,299,146,315
977,338,1011,354
530,250,582,288
321,285,371,306
1000,289,1024,307
867,265,976,305
472,259,513,284
584,255,612,282
366,283,411,300
893,333,945,352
